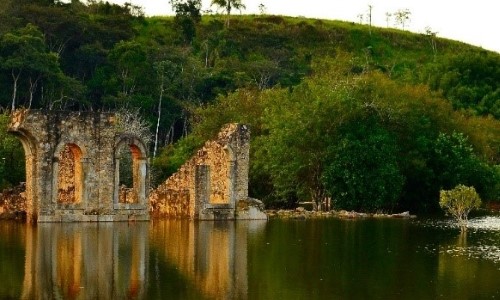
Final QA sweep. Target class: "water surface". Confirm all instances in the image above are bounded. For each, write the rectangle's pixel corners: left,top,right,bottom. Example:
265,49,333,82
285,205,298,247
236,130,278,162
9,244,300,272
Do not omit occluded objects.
0,217,499,299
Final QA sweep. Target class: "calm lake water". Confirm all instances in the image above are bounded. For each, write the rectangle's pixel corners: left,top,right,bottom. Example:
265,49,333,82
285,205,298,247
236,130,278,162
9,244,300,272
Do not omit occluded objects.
1,217,499,299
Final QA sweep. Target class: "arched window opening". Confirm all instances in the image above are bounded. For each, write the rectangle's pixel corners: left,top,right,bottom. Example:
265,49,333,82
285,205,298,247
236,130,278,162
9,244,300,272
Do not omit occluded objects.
57,144,83,204
0,133,25,190
117,144,143,204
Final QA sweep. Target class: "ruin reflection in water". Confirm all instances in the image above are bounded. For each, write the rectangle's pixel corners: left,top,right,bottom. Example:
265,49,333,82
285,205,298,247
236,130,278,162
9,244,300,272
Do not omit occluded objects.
22,223,148,299
148,220,265,300
16,220,265,299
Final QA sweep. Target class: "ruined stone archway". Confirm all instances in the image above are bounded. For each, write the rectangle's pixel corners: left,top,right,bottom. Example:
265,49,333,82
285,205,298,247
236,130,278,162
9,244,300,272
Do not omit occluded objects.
114,136,148,208
8,126,38,222
8,110,150,222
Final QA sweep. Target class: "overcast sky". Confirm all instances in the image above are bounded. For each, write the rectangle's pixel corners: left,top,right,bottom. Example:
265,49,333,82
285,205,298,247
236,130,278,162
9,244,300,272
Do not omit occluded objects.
107,0,499,53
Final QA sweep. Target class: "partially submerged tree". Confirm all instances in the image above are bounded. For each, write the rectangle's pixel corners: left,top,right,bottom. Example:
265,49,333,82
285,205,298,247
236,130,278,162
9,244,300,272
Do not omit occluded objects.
439,185,482,230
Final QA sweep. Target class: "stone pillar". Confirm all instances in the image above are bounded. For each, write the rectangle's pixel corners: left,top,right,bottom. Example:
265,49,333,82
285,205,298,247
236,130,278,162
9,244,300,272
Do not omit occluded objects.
195,165,210,218
81,157,91,208
114,158,120,205
137,157,147,205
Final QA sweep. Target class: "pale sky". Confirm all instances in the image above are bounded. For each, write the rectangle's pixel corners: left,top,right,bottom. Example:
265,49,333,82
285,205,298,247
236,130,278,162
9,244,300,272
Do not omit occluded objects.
108,0,500,53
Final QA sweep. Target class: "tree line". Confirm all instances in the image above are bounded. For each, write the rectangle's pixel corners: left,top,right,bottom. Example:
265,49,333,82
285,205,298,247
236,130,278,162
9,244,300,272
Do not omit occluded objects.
0,0,498,212
172,56,499,212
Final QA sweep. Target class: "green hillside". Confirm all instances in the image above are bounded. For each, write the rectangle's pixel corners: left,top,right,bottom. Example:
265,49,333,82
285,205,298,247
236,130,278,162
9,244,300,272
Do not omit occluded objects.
0,0,498,212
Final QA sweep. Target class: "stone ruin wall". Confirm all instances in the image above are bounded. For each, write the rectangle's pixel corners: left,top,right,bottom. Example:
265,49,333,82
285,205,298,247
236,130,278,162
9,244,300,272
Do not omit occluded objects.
2,111,266,221
149,123,265,220
6,109,150,222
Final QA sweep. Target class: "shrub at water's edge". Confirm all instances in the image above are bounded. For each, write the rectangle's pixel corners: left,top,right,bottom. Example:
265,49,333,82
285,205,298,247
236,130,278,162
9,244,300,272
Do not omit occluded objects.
440,185,482,229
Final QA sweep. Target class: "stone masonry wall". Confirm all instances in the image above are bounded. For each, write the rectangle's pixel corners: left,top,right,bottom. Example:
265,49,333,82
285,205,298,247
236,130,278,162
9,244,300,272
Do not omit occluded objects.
149,124,266,220
0,183,27,219
8,109,149,222
6,110,265,222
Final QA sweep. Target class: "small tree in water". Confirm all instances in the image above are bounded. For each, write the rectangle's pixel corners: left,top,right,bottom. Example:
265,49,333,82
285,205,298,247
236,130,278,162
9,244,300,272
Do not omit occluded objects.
439,185,481,230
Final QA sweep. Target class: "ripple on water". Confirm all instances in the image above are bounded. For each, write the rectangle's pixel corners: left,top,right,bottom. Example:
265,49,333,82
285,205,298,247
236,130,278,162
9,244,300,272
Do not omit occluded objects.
462,216,500,266
417,216,500,266
468,216,500,231
440,244,500,266
415,215,500,231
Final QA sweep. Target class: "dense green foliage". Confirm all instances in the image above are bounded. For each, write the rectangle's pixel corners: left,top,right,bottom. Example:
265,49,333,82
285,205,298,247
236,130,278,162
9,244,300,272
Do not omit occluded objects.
427,52,500,118
322,115,404,212
187,59,499,212
0,114,25,189
0,0,498,212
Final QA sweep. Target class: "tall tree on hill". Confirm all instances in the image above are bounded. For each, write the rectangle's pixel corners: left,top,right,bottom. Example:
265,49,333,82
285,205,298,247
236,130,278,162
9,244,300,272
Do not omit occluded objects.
170,0,202,43
211,0,245,27
394,8,411,30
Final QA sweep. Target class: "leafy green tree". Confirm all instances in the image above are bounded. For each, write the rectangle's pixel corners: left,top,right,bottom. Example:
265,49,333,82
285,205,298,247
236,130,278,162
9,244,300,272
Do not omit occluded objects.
322,113,404,212
170,0,201,43
107,41,149,102
432,132,498,200
211,0,246,26
440,185,481,229
426,51,500,118
253,58,359,209
0,24,81,109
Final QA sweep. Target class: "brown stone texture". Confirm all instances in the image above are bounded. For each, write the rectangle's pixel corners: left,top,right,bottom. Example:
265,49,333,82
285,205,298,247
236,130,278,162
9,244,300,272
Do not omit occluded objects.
8,109,150,222
149,123,266,220
57,144,82,204
0,183,27,219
